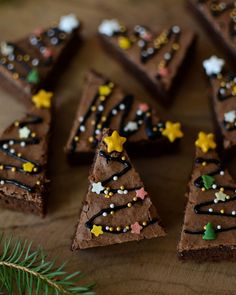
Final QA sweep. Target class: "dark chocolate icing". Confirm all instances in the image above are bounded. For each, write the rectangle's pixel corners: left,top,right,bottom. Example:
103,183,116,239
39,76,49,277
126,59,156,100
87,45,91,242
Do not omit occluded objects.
85,147,158,234
0,115,43,192
70,81,165,153
184,156,236,236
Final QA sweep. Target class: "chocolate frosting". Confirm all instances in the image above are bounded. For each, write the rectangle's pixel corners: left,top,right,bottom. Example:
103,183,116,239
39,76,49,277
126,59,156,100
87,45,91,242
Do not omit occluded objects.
72,129,165,250
178,146,236,255
65,70,176,157
0,105,51,213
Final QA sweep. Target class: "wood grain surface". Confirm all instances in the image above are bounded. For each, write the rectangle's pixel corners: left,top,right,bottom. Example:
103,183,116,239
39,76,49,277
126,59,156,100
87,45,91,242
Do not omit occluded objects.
1,0,236,294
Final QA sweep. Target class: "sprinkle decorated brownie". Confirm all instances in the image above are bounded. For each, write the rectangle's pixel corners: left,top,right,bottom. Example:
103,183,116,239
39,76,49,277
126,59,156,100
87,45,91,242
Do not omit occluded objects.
0,90,53,216
98,19,195,104
203,55,236,152
188,0,236,64
65,70,184,162
0,14,80,105
72,129,166,250
178,131,236,261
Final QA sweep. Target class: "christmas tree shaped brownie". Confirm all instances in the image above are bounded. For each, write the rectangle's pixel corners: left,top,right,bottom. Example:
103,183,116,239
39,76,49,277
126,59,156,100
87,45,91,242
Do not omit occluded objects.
0,14,80,105
203,56,236,153
0,90,53,216
72,129,166,250
188,0,236,64
65,70,184,162
98,19,195,104
178,131,236,261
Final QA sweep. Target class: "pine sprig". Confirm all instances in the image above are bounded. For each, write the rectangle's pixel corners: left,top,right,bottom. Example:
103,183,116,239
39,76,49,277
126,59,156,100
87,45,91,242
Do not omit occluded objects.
0,234,95,295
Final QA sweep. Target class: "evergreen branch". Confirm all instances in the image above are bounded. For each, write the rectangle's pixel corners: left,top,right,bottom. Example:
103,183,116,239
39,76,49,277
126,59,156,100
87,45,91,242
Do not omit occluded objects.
0,234,95,295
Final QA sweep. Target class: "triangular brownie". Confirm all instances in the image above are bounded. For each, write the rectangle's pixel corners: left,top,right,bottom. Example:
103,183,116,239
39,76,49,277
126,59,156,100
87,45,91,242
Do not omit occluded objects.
65,70,184,162
203,56,236,153
178,131,236,261
188,0,236,65
0,90,53,216
72,129,166,250
98,19,195,104
0,14,80,105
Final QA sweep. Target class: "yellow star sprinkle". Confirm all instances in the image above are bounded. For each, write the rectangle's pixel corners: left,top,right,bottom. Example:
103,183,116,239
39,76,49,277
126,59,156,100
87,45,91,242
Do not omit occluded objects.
32,90,53,109
118,36,131,49
91,225,103,237
104,130,127,153
99,85,111,96
161,121,184,142
22,162,35,173
195,132,216,153
232,85,236,96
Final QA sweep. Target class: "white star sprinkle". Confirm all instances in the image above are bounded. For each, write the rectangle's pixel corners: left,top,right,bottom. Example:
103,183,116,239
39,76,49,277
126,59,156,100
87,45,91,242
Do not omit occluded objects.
98,19,121,36
203,56,225,76
91,182,104,194
215,191,229,202
0,42,14,56
19,126,31,139
124,121,138,132
224,110,236,123
59,14,80,33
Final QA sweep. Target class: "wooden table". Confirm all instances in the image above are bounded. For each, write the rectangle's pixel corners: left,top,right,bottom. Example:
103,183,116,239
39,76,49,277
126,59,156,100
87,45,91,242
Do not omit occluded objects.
1,0,236,294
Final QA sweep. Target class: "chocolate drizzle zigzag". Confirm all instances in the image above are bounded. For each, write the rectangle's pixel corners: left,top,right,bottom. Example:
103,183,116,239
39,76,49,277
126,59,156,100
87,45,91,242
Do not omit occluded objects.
0,27,67,84
212,72,236,131
0,115,43,192
70,81,165,153
85,149,158,234
111,23,181,77
184,157,236,235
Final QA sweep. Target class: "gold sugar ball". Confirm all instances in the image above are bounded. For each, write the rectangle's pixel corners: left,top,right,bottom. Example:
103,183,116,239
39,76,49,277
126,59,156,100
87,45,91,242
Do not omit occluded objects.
91,106,96,112
12,73,19,80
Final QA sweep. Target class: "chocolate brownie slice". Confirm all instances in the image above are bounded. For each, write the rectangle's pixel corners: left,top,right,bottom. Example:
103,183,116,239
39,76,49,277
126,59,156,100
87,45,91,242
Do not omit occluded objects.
98,19,195,105
178,131,236,261
0,90,53,216
72,129,166,250
188,0,236,64
203,55,236,153
0,14,80,105
65,70,184,162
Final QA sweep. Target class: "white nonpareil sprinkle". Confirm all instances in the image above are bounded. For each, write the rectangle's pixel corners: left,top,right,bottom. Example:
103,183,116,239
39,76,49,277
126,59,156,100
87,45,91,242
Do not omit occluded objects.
80,125,85,132
224,110,236,123
119,104,125,110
